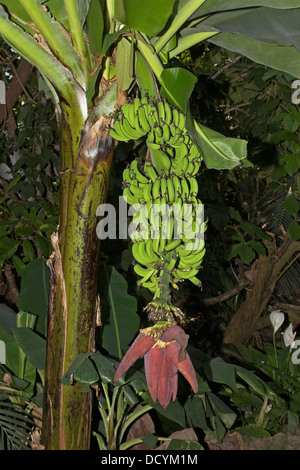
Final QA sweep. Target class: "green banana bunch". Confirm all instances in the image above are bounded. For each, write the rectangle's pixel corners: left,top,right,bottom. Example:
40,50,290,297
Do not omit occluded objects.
110,97,206,319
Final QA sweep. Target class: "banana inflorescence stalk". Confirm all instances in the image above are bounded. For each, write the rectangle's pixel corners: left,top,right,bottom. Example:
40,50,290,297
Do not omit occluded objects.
110,97,206,323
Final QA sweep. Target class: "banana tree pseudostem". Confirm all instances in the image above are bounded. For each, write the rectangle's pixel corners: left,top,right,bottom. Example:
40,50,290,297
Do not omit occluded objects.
1,0,300,450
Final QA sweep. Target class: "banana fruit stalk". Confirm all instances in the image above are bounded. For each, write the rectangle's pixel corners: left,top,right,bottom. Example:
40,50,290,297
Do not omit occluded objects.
110,97,206,323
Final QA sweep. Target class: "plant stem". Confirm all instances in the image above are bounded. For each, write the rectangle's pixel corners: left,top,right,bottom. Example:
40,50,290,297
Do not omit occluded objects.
64,0,92,71
273,331,279,368
137,39,164,80
19,0,88,87
154,0,208,53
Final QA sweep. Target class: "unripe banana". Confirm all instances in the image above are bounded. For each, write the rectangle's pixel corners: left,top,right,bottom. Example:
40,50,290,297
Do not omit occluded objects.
138,105,151,132
130,160,148,184
144,162,159,182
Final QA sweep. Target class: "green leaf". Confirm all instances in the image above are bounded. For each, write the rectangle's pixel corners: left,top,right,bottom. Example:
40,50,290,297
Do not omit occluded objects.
152,399,186,427
208,33,300,79
205,357,237,391
90,351,116,384
188,117,247,170
160,67,197,114
239,243,256,264
61,352,92,385
288,220,300,241
285,154,300,175
99,264,140,359
135,51,158,98
115,37,134,91
12,255,26,276
114,0,175,36
73,356,99,385
0,304,16,335
204,7,300,51
85,0,104,56
283,195,299,215
12,327,46,371
207,392,236,428
22,240,35,261
185,395,209,431
235,426,271,439
18,258,50,336
168,439,203,450
248,240,266,256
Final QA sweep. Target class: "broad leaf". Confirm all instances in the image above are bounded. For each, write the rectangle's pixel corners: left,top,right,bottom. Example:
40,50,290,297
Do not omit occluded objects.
187,113,247,169
85,0,104,56
207,392,236,428
90,351,116,384
192,0,300,18
135,51,158,98
208,33,300,79
202,7,300,51
12,327,46,371
160,67,197,113
114,0,175,36
0,304,16,335
62,352,93,385
17,258,50,336
115,37,134,91
99,264,140,359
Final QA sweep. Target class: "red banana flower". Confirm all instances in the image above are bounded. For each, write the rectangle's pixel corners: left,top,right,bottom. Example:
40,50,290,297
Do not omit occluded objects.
114,322,198,409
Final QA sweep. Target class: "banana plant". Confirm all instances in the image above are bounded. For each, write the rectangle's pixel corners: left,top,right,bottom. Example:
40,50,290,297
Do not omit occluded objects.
1,0,300,450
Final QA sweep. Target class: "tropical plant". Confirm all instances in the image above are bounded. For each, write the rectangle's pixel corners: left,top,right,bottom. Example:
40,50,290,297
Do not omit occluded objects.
1,0,300,450
224,314,300,438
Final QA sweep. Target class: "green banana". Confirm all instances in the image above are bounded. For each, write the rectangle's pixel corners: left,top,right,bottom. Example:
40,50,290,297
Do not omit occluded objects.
143,181,153,202
164,238,182,252
174,266,199,280
114,98,206,297
163,100,172,125
144,162,159,182
138,105,151,132
122,102,136,128
145,239,161,263
160,177,167,198
152,178,161,200
166,177,175,203
157,100,166,122
130,160,148,184
123,187,139,205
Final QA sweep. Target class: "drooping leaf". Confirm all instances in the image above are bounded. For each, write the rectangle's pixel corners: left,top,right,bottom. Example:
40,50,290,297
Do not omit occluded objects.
208,33,300,79
115,37,134,91
191,1,300,19
17,258,50,336
207,392,236,428
91,351,117,384
0,304,16,335
187,113,247,169
85,0,104,56
61,352,93,385
99,264,140,359
202,7,300,51
135,50,158,98
12,327,46,371
114,0,175,36
160,67,197,113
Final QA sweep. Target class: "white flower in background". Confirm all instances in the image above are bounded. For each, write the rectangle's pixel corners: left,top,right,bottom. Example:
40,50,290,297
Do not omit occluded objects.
283,323,296,348
270,310,285,333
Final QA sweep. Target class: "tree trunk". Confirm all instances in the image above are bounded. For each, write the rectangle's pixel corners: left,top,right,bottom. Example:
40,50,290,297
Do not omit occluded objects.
42,112,114,449
223,234,300,347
